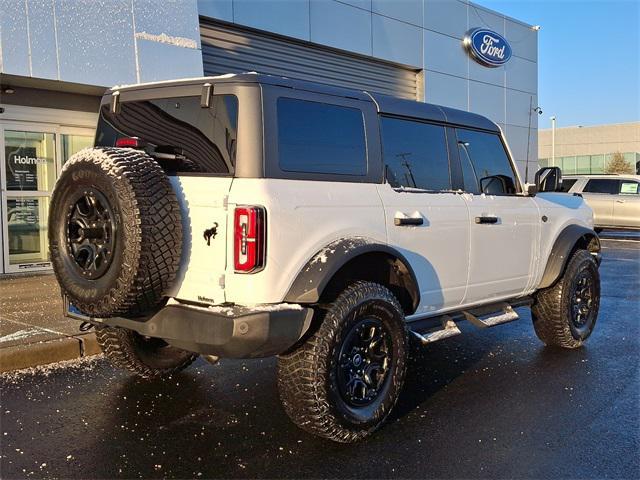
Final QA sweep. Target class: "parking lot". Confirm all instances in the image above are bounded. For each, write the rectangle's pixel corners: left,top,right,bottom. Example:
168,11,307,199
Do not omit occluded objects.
1,237,638,479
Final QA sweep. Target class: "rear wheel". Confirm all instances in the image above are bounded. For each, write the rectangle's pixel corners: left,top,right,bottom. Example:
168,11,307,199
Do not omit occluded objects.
277,281,408,443
95,326,197,378
532,250,600,348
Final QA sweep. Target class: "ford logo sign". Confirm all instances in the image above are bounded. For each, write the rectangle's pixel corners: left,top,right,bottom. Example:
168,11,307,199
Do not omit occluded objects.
464,28,512,67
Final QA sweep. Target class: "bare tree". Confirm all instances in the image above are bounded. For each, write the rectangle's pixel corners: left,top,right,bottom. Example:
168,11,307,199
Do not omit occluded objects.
605,152,634,174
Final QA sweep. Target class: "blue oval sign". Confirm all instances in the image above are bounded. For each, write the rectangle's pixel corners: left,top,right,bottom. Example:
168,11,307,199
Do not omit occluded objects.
464,28,512,67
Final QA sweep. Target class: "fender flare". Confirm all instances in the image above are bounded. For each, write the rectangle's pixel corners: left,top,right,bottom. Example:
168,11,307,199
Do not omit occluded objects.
539,224,601,289
283,237,419,305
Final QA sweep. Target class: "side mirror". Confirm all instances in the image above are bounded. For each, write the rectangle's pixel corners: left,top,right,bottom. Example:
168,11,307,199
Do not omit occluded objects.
535,166,563,192
479,175,516,195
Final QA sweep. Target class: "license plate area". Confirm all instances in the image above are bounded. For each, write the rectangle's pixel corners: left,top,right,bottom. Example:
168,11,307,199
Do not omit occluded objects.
63,295,92,321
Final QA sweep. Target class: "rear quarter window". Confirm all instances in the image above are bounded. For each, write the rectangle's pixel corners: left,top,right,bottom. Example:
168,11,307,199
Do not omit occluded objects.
277,98,366,176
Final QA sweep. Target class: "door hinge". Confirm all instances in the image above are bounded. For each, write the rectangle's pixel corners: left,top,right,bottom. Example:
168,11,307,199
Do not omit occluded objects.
222,195,229,210
218,275,225,289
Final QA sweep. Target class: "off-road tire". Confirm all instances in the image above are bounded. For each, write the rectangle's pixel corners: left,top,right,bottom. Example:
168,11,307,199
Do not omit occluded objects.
532,249,600,348
277,281,408,443
49,147,182,318
95,326,197,378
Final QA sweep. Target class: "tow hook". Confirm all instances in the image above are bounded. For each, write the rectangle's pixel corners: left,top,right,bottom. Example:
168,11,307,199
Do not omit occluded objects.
79,321,94,332
202,355,220,365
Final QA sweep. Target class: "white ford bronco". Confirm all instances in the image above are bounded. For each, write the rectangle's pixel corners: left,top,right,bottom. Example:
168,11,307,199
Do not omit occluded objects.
49,74,601,443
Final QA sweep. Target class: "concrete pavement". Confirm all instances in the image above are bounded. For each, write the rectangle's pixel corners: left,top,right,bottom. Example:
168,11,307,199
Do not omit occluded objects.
0,274,99,372
0,238,638,479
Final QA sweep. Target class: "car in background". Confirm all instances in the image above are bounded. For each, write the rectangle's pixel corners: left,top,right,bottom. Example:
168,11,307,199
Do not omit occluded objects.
562,174,640,231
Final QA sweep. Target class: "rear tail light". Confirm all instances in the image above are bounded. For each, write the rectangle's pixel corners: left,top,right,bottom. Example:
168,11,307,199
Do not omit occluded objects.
115,137,144,148
234,206,266,273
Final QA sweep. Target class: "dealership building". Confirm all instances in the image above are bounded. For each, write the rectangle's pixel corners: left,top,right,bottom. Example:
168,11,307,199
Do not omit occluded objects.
0,0,538,274
539,122,640,175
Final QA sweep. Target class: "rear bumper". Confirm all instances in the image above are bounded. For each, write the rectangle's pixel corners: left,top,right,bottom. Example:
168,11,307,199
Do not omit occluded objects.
95,303,314,358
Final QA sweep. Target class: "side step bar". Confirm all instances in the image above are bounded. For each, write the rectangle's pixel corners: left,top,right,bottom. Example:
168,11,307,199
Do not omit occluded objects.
409,298,529,345
411,315,461,344
463,303,520,328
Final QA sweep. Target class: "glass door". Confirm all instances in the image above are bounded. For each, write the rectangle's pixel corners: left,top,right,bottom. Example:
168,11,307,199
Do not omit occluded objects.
1,124,94,273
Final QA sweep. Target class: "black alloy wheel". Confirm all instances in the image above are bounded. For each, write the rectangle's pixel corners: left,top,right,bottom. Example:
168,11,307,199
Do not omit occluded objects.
65,189,116,279
570,271,595,330
336,318,392,407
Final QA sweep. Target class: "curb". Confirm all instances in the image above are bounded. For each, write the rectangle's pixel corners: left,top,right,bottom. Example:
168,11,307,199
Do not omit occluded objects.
0,332,100,373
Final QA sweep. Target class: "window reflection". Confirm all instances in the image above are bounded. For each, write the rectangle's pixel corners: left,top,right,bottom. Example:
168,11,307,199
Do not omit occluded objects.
4,131,56,192
7,197,50,265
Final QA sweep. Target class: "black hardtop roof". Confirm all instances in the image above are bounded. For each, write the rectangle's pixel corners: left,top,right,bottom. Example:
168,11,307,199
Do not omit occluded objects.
111,73,499,132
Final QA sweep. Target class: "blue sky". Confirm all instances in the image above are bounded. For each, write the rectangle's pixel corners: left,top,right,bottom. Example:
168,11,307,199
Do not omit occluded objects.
475,0,640,129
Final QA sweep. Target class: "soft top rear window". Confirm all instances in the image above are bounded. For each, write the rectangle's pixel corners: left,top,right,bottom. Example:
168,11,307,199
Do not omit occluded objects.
96,95,238,174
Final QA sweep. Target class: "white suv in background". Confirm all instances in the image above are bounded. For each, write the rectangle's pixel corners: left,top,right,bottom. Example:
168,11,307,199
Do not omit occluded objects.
49,74,602,443
562,174,640,231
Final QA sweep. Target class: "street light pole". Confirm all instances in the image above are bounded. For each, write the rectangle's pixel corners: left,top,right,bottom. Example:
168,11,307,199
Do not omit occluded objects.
550,116,556,167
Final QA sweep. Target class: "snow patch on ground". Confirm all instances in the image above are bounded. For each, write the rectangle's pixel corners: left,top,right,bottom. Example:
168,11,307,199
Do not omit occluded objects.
0,355,104,384
0,328,43,344
135,31,198,49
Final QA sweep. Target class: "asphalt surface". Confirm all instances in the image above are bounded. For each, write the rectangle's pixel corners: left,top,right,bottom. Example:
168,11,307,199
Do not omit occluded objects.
1,239,638,479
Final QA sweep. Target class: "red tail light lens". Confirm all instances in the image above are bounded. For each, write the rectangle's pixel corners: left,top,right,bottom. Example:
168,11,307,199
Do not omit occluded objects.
234,206,266,273
115,137,144,148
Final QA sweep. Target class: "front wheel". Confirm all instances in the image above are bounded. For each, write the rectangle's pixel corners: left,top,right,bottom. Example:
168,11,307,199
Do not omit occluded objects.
532,250,600,348
277,281,408,443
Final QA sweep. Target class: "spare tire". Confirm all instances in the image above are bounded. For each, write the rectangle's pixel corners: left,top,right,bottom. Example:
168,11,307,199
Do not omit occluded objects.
49,147,182,318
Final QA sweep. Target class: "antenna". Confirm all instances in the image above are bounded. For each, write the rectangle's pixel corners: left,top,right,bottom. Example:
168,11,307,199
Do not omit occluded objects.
525,98,543,184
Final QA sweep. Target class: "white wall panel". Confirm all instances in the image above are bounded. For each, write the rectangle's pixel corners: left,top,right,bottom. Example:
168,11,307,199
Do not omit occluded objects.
506,55,537,94
25,0,58,80
423,0,468,39
137,39,203,83
468,3,504,35
197,0,233,22
372,14,422,67
425,70,468,111
233,0,310,41
55,0,137,86
372,0,422,27
310,0,372,56
423,30,467,78
506,18,537,62
506,88,537,129
468,57,504,87
0,0,31,75
469,80,505,124
339,0,372,10
505,124,537,165
134,0,202,49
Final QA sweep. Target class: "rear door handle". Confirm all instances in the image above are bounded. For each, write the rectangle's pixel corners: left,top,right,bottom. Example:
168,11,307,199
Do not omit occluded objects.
475,216,499,224
615,200,625,203
394,216,424,226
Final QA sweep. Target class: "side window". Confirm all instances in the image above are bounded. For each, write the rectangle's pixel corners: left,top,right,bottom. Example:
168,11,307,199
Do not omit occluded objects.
456,128,518,194
560,178,578,192
277,98,366,175
380,117,451,191
583,179,619,194
619,181,639,195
